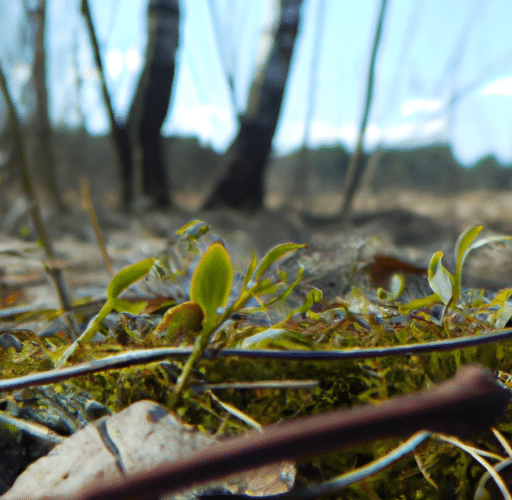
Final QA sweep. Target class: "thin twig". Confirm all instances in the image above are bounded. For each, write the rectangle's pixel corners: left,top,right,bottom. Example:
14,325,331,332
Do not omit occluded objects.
436,433,512,500
0,61,55,260
208,390,263,432
276,432,431,500
192,379,319,393
492,427,512,457
340,0,388,220
3,327,512,392
80,177,113,276
0,59,75,337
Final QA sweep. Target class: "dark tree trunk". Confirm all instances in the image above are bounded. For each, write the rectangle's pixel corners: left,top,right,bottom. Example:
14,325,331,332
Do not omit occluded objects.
81,0,179,210
204,0,303,211
128,0,180,208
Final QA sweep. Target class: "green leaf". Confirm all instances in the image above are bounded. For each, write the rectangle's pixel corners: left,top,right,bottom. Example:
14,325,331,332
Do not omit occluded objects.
175,219,210,238
469,234,512,252
398,293,442,314
452,225,482,300
242,251,258,289
454,225,483,274
154,301,204,338
378,273,406,301
255,242,306,280
190,242,233,320
296,287,323,314
389,273,406,299
106,258,155,300
55,258,155,368
247,278,281,297
265,266,304,306
479,288,512,310
428,251,453,305
110,298,148,315
377,287,393,301
490,303,512,329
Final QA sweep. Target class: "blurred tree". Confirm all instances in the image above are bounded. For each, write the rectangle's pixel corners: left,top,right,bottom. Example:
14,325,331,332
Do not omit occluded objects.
81,0,180,210
126,0,180,208
204,0,303,211
30,0,66,212
81,0,135,209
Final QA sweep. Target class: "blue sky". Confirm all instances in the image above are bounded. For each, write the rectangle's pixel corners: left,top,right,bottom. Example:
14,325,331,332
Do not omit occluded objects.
2,0,512,167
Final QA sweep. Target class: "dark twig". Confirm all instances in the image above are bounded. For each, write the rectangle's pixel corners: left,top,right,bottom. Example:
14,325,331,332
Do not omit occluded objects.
80,177,114,276
47,364,511,500
2,327,512,391
0,61,55,260
80,0,134,209
339,0,388,220
0,60,75,337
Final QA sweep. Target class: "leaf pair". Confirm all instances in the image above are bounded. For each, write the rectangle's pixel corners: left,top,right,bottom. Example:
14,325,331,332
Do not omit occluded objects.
170,238,306,403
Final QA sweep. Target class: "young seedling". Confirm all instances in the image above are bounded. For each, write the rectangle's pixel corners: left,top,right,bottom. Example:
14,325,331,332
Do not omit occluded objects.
55,258,156,368
169,240,306,405
399,225,512,318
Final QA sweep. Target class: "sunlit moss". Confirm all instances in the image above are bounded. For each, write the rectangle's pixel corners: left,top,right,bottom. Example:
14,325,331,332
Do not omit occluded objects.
4,222,512,498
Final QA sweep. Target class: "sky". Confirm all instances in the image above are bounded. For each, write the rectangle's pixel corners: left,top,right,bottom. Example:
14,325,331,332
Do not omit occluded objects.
2,0,512,167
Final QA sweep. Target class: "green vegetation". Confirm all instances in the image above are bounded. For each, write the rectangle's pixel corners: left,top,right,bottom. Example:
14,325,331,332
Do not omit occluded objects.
399,225,512,322
3,221,512,498
55,257,156,367
170,233,306,404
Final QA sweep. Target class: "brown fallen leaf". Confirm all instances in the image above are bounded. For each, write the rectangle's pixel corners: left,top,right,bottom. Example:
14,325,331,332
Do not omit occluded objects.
3,400,295,500
364,254,427,287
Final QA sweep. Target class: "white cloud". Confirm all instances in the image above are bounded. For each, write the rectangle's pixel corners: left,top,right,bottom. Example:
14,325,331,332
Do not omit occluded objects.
418,117,447,139
313,120,351,144
166,103,237,150
275,119,436,153
381,122,414,143
125,47,142,73
106,49,123,79
277,117,448,153
480,77,512,97
401,99,443,117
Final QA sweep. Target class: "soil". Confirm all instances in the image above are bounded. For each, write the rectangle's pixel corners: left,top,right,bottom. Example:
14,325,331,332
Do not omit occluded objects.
2,186,512,327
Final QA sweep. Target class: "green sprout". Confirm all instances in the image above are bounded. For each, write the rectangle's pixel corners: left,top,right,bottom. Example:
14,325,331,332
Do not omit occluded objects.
169,238,306,405
55,258,156,368
399,225,512,318
377,273,406,302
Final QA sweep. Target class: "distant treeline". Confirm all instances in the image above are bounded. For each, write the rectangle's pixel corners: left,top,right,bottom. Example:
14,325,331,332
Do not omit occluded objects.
12,129,512,207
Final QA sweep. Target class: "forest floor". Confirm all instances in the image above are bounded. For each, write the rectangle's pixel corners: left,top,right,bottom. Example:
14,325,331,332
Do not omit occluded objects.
4,186,512,498
4,186,512,314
